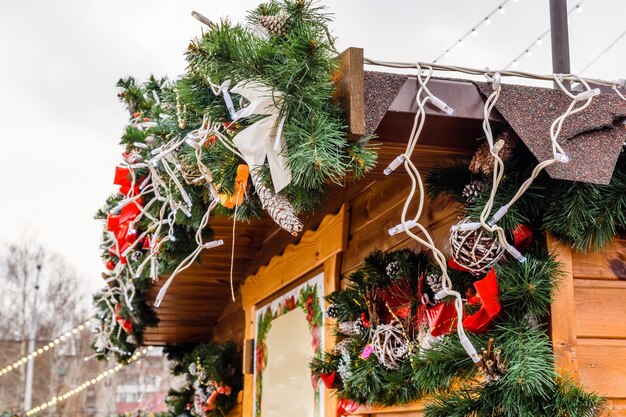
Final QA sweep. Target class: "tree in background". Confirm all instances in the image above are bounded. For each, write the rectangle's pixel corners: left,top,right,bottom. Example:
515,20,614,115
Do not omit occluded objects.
0,238,99,416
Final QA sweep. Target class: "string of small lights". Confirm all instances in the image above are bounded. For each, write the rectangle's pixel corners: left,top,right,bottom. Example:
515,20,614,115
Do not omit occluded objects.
580,29,626,74
0,319,93,378
433,0,518,63
503,0,591,69
25,347,153,416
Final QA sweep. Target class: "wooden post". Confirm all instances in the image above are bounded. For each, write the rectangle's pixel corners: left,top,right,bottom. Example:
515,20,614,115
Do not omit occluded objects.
334,48,365,140
548,234,580,381
242,306,256,417
549,0,571,86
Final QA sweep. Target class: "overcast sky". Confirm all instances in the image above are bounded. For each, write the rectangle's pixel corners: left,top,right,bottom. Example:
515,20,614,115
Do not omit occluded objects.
0,0,623,293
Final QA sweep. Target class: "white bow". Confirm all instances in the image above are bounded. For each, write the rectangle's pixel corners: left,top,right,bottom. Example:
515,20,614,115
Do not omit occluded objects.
230,81,291,193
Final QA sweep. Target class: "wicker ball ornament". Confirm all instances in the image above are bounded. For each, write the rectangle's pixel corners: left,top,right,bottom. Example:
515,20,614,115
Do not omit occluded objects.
450,218,505,274
371,324,410,370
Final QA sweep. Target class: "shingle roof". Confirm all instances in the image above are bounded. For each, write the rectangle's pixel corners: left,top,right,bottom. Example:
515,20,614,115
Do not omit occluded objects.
474,82,626,184
363,70,626,184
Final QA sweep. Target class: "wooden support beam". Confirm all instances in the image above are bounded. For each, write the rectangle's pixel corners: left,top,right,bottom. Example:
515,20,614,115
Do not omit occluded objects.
335,47,365,140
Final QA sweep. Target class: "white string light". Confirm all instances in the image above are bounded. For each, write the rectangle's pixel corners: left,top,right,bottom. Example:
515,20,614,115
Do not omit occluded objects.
503,0,591,69
364,57,623,89
433,0,516,63
24,347,152,416
0,319,93,378
369,55,608,363
580,29,626,74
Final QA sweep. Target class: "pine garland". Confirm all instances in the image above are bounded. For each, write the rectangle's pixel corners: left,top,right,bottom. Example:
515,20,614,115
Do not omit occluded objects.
163,342,242,417
312,245,602,416
93,0,377,362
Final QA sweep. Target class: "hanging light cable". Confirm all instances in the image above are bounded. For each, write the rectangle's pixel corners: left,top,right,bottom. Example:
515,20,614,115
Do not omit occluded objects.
0,319,93,378
503,0,591,69
433,0,515,63
580,29,626,74
24,347,153,416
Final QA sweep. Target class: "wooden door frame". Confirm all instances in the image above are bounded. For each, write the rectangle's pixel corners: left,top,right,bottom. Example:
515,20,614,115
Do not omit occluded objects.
240,205,349,417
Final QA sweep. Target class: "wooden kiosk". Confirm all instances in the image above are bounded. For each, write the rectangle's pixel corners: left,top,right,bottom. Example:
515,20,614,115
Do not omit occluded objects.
143,49,626,417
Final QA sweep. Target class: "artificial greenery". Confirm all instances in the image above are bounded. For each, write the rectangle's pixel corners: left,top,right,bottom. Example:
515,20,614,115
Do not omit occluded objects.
426,144,626,252
164,342,242,417
92,0,377,362
312,246,602,416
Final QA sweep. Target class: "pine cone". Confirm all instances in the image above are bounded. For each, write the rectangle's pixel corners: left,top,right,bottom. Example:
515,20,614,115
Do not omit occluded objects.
461,180,486,204
469,130,518,175
326,305,338,319
259,14,289,37
338,320,368,337
252,175,303,236
386,261,400,278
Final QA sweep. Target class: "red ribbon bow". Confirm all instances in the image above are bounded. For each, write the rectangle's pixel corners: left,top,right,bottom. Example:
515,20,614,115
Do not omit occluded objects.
337,398,359,416
462,268,501,333
114,305,133,333
204,384,232,411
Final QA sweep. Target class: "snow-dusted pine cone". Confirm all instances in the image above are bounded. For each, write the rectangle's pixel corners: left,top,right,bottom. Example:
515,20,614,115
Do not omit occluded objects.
386,261,400,278
259,14,289,36
252,175,303,236
421,274,443,306
461,180,486,204
338,320,368,338
326,305,338,319
469,130,518,175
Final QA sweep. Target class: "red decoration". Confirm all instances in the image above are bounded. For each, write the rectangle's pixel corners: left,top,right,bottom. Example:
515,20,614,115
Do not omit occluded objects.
105,260,115,271
114,305,133,333
204,383,232,411
337,398,359,416
426,301,458,337
255,342,267,373
513,224,533,253
379,276,415,322
462,268,501,333
448,256,470,272
132,112,140,118
320,372,336,388
360,312,370,328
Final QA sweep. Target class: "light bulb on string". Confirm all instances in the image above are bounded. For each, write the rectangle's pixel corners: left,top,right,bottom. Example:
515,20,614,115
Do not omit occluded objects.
499,6,506,14
536,38,543,46
512,60,519,67
485,17,492,25
576,4,583,13
445,50,452,58
525,50,533,57
472,28,478,37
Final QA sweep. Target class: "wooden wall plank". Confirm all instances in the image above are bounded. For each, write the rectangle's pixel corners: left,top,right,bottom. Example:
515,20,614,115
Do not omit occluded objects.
342,191,458,276
350,402,425,416
600,399,626,417
578,338,626,398
548,235,580,381
242,306,255,417
571,238,626,280
241,205,349,309
574,280,626,339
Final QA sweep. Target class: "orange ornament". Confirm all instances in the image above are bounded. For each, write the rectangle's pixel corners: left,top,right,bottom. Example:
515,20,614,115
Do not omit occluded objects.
220,164,249,208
